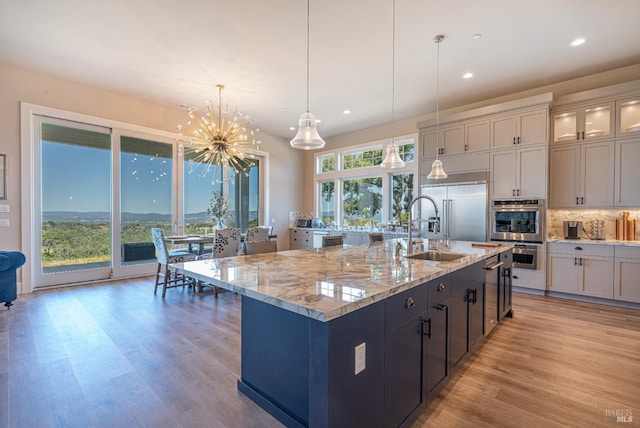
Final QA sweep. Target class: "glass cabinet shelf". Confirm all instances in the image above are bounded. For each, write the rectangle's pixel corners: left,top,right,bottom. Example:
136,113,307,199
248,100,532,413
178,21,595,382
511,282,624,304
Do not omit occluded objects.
552,103,613,143
618,99,640,137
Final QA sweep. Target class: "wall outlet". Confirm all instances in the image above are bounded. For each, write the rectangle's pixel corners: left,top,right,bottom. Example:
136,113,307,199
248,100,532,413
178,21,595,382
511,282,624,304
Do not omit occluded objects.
0,219,9,227
0,205,9,213
355,342,366,375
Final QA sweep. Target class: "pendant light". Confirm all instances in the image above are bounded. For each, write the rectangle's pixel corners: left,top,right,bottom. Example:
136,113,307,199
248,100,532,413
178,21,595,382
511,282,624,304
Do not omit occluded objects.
380,0,405,169
427,35,448,179
290,0,325,150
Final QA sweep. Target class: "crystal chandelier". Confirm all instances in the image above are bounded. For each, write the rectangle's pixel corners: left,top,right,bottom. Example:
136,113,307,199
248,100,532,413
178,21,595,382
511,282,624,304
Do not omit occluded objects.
177,84,260,174
380,0,405,169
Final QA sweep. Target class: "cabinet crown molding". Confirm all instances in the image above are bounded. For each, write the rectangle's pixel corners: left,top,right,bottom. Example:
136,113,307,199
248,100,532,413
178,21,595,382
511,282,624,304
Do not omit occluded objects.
552,79,640,109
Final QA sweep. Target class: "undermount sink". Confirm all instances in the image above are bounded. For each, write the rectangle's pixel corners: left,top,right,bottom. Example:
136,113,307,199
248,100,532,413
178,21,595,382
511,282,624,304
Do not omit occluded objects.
404,250,466,262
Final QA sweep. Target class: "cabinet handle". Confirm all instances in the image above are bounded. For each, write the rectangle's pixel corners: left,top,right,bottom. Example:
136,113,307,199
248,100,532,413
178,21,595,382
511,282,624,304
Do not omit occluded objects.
574,257,578,266
472,289,478,304
423,318,432,338
582,131,585,140
574,246,583,251
517,136,521,144
512,189,516,197
405,297,415,309
576,197,579,205
437,283,446,292
435,303,448,311
581,196,584,205
576,132,580,140
464,144,468,152
579,257,583,266
516,189,520,196
513,137,516,145
513,275,519,279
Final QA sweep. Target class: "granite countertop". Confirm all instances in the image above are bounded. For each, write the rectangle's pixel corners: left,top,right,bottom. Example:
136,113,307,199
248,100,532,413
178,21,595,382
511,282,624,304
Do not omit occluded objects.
173,240,511,322
547,238,640,247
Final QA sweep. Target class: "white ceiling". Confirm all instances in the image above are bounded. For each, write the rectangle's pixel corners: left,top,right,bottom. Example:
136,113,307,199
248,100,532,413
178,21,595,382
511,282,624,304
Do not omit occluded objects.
1,0,640,140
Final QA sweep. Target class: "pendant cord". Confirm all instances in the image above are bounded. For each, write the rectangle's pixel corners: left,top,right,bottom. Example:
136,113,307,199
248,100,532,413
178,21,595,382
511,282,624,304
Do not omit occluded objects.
391,0,396,144
306,0,310,113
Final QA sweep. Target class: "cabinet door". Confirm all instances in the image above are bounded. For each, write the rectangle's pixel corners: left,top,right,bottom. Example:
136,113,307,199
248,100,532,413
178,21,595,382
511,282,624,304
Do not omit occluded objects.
614,257,640,303
548,254,578,293
491,115,518,149
450,285,469,372
385,317,425,428
425,299,449,401
441,124,465,156
581,141,614,207
582,103,613,141
617,98,640,138
579,256,614,299
518,109,547,146
615,138,640,207
468,281,485,352
420,130,438,158
549,145,580,207
517,145,546,198
465,120,490,152
490,150,516,199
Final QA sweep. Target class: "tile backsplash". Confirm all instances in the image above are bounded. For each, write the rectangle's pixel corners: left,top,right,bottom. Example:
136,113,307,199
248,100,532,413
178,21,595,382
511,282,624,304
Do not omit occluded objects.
547,209,639,240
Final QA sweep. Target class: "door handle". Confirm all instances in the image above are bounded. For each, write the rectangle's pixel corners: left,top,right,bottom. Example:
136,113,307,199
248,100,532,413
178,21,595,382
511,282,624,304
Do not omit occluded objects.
484,261,504,270
435,303,448,311
423,318,432,338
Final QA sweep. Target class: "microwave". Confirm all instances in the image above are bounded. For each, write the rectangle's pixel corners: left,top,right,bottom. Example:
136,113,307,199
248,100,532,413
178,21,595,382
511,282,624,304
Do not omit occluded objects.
490,199,545,243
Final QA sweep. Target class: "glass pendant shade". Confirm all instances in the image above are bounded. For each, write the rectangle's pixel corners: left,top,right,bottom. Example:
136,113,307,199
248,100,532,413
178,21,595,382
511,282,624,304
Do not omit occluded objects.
380,142,405,168
427,158,448,179
290,112,325,150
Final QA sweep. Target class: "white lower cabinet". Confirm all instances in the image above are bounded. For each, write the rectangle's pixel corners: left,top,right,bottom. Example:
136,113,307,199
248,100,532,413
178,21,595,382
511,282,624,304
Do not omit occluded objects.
614,246,640,303
547,243,614,299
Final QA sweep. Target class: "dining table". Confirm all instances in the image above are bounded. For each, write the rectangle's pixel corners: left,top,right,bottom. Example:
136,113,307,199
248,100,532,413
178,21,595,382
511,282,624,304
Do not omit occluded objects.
165,233,278,255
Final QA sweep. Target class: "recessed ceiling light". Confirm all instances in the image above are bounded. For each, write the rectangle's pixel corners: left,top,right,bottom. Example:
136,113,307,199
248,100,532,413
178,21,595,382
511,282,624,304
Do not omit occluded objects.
571,38,586,47
471,33,482,40
343,110,351,115
463,72,474,79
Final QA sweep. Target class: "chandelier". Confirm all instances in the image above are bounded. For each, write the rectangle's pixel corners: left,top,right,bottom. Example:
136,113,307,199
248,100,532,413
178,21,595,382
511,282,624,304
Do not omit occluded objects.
177,84,260,174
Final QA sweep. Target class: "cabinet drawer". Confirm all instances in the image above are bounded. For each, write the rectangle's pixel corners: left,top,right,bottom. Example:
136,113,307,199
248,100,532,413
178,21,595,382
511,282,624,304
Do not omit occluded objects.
548,242,614,257
615,246,640,259
427,278,451,304
386,285,428,331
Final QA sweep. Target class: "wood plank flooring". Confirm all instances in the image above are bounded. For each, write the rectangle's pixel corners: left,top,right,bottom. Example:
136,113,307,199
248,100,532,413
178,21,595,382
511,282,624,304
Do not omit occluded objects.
1,278,639,427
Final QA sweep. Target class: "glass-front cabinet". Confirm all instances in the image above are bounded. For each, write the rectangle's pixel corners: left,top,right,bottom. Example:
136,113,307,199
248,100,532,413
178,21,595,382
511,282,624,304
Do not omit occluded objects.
552,102,614,143
617,98,640,138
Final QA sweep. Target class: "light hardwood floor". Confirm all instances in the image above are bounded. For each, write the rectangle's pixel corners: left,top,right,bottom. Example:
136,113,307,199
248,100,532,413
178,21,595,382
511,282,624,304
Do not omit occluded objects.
1,278,638,427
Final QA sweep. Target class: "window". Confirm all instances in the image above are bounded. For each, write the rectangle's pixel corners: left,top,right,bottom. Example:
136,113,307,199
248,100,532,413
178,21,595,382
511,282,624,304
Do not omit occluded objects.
314,136,415,228
226,159,260,231
342,177,383,227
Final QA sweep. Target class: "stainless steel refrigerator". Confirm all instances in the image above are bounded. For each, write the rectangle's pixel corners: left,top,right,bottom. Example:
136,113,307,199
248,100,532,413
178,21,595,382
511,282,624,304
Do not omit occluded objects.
418,173,488,242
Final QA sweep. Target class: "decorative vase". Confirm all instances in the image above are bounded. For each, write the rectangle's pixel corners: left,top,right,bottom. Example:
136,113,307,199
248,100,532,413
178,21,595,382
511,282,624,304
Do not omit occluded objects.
215,220,226,230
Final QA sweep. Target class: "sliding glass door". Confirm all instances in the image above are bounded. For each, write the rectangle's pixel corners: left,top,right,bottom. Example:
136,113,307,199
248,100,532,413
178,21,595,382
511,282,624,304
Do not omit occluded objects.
35,118,113,286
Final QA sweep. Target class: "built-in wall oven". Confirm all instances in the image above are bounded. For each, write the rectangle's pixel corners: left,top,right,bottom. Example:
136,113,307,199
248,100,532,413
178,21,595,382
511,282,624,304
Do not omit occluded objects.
490,199,545,243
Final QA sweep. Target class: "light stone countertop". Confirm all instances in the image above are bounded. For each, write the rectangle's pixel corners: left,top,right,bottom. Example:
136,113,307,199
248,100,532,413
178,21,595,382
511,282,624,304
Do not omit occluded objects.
547,238,640,247
173,240,511,322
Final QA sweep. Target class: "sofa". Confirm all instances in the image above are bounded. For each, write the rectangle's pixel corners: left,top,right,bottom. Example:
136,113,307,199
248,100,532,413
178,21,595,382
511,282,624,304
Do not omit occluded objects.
0,251,26,309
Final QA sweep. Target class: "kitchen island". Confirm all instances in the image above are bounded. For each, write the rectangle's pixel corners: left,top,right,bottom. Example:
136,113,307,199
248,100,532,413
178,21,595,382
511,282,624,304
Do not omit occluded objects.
173,240,511,428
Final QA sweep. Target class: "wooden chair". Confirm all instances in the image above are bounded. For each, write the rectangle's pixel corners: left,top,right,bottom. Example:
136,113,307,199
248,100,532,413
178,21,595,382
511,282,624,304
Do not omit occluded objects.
369,232,384,242
245,240,278,255
322,235,344,247
150,228,196,298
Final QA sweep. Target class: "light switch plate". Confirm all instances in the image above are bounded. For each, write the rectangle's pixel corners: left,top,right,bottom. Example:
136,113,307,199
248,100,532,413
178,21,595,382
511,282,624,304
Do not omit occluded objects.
0,205,9,213
355,342,366,375
0,219,9,227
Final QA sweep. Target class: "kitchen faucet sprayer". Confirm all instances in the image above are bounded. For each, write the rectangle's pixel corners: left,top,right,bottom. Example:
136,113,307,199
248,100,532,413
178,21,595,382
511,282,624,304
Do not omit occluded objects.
407,195,440,254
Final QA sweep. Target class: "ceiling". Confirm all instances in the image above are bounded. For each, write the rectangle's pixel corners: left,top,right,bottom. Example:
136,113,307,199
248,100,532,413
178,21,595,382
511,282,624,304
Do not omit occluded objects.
1,0,640,140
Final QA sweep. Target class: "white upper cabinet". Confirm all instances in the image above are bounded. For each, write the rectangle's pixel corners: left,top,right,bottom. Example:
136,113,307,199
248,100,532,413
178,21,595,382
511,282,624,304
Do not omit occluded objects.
490,145,546,199
421,120,489,157
617,97,640,138
552,102,614,143
614,138,640,207
491,108,547,149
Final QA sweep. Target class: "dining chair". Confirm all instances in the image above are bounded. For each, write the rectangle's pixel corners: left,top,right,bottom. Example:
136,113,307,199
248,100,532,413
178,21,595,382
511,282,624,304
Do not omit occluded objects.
245,240,278,255
369,232,384,242
0,251,26,309
245,226,270,242
150,228,196,298
322,235,344,247
197,228,242,297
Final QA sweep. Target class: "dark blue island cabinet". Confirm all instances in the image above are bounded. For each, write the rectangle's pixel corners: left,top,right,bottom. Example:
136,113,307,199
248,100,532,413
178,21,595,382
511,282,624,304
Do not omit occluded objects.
238,259,492,428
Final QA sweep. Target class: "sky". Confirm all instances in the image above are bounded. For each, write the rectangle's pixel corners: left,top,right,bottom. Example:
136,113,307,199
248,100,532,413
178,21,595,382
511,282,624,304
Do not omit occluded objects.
41,141,259,215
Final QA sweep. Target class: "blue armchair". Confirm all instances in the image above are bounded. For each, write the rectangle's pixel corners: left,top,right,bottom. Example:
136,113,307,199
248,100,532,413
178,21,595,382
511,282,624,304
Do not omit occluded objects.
0,251,26,309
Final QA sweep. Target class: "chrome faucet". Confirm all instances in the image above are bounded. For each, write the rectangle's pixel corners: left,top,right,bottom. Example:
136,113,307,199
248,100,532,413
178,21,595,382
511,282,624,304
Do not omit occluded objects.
407,195,440,254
